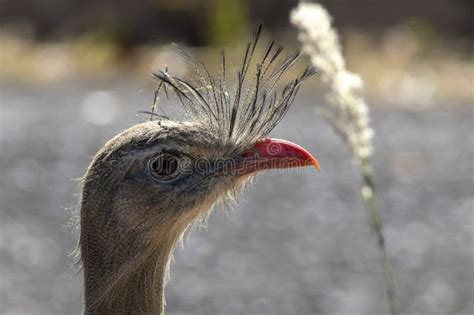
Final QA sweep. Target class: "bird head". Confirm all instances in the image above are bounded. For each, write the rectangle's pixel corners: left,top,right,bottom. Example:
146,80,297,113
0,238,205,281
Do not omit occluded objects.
78,25,319,313
81,119,319,246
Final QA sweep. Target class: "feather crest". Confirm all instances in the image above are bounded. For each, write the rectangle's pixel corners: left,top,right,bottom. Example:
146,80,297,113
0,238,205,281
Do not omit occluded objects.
152,25,316,150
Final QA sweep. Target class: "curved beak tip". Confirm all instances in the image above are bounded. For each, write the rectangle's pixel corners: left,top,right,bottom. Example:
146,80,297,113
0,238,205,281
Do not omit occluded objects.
311,158,321,172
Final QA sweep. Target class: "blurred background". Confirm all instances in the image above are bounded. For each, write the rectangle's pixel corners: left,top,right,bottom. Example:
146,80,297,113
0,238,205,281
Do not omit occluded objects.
0,0,472,314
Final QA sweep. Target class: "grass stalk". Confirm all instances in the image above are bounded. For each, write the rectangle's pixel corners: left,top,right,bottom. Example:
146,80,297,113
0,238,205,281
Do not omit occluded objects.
291,2,400,314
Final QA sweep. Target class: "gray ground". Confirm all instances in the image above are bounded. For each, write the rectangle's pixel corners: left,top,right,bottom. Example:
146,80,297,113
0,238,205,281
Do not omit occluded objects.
0,80,473,315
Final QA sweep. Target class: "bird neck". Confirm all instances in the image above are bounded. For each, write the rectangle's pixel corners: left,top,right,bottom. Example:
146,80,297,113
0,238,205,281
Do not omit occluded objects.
80,192,175,315
79,159,209,314
82,235,172,315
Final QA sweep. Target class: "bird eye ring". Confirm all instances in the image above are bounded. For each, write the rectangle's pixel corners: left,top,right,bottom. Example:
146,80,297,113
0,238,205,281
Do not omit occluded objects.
149,152,180,181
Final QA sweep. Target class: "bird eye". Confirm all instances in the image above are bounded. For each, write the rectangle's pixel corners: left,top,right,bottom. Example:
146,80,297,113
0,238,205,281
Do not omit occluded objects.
149,153,180,181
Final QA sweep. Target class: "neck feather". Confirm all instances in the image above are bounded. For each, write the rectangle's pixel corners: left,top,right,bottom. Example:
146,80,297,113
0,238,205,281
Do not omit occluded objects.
83,252,169,314
80,195,176,315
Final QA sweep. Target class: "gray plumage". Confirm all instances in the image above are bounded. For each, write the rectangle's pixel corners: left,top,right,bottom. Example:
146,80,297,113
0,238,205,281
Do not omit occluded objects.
76,26,314,314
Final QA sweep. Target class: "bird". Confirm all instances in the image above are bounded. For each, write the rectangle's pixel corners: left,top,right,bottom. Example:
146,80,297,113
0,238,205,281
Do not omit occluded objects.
76,25,320,314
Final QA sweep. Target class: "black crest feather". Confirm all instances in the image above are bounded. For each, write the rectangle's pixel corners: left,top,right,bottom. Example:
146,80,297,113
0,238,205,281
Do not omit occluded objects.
152,24,316,150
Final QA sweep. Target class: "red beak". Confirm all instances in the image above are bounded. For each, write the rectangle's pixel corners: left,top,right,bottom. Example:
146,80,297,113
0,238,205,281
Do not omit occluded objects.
232,138,320,176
